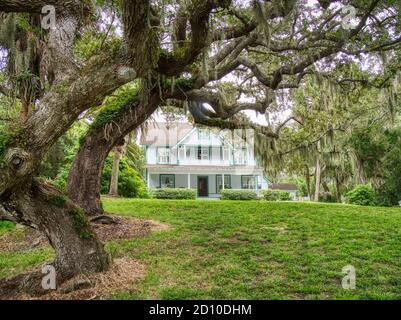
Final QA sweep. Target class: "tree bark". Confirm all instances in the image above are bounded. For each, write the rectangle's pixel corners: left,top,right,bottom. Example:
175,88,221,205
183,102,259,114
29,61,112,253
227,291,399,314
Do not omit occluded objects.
68,91,161,215
335,175,342,203
0,178,109,295
304,164,312,200
314,143,322,202
109,142,126,196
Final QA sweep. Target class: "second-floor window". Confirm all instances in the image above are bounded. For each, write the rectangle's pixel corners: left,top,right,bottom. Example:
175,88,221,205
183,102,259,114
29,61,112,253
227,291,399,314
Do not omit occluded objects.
198,129,210,140
157,147,170,164
222,146,231,161
234,148,247,165
197,146,209,160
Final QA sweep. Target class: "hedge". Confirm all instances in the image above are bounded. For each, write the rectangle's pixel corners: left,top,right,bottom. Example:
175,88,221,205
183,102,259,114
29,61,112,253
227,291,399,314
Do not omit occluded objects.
263,190,292,201
152,188,196,200
221,189,258,200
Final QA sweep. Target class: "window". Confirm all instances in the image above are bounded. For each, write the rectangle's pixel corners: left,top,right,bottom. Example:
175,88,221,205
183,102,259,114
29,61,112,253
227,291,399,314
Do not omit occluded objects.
242,176,256,189
186,147,191,159
222,146,231,161
257,176,262,190
157,147,170,164
198,128,210,140
197,146,209,160
160,175,175,188
178,145,185,160
234,148,247,165
216,175,231,193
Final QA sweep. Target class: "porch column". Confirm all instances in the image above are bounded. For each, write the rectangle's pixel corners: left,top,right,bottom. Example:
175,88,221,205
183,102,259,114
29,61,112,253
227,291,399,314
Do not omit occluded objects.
187,173,191,189
222,173,225,190
147,170,150,189
254,175,257,191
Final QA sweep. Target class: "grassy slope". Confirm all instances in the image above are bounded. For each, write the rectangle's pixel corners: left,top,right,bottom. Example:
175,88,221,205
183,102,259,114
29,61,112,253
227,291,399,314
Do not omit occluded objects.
1,199,401,299
104,199,401,300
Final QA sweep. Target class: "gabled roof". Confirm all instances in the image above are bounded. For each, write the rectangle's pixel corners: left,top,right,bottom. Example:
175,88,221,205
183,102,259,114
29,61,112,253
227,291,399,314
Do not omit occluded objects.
140,122,235,148
140,122,193,146
269,183,298,191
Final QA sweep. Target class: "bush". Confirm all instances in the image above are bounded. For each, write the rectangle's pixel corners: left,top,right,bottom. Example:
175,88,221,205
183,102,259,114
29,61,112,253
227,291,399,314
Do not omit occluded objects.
319,192,336,203
152,188,196,200
101,156,148,198
346,185,375,206
221,189,258,200
263,190,292,201
263,190,278,201
278,191,292,201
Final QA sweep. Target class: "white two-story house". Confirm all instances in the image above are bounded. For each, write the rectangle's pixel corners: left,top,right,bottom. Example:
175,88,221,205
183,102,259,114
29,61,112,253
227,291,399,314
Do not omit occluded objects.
140,122,269,198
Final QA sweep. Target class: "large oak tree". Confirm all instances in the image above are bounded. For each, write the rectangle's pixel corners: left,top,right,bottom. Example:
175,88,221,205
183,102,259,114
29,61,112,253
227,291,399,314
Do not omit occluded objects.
1,0,400,294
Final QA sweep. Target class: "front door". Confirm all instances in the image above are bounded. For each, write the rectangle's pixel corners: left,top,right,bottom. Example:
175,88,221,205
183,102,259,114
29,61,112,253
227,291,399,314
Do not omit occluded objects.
198,176,208,197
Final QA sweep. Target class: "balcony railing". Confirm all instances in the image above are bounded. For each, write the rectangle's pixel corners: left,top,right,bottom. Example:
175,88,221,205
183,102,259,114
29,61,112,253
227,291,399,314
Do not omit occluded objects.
178,159,232,166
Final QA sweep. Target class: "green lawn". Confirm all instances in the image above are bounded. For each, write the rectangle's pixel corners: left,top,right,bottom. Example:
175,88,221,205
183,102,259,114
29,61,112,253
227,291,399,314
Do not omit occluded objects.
1,199,401,299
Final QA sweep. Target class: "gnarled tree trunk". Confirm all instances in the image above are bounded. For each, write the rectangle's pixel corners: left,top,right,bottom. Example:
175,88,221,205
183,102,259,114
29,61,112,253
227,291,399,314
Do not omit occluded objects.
0,178,109,295
68,92,160,215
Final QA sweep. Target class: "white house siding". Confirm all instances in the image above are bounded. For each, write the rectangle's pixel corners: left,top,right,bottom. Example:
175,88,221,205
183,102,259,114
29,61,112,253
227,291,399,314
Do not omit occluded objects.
142,124,269,198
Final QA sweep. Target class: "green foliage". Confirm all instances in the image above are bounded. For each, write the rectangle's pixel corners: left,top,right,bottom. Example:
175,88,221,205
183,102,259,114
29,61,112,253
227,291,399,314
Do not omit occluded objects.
0,221,16,235
346,185,375,206
151,188,196,200
263,190,292,201
86,84,138,135
221,189,258,200
39,124,86,179
278,191,292,201
0,125,9,167
101,155,148,198
319,192,336,203
69,208,94,239
49,121,90,190
47,195,67,207
350,128,401,206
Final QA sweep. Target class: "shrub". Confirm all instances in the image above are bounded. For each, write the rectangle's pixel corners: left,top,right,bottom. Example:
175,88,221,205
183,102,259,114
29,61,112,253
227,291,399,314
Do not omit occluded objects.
278,191,291,201
346,185,375,206
263,190,292,201
263,190,279,201
221,189,258,200
319,192,336,203
152,188,196,200
101,156,148,198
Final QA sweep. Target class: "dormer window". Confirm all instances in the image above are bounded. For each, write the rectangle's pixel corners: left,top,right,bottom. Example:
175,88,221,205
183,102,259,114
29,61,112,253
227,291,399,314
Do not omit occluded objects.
198,128,210,140
157,147,171,164
197,146,209,160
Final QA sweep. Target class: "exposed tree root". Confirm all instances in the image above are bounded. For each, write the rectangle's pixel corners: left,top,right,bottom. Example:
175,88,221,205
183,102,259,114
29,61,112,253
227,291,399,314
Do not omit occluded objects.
0,215,170,253
0,215,170,299
1,258,146,300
